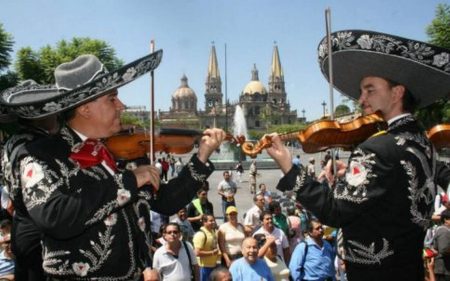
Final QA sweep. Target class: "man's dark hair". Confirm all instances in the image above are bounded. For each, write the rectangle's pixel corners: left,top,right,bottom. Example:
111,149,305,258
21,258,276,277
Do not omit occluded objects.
201,214,214,224
268,201,280,213
0,219,11,230
440,209,450,223
307,219,321,233
386,78,417,113
196,187,208,195
260,210,272,221
163,222,180,233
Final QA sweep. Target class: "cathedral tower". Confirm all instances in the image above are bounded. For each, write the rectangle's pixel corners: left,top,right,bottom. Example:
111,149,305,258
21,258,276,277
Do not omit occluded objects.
204,43,223,112
268,43,287,107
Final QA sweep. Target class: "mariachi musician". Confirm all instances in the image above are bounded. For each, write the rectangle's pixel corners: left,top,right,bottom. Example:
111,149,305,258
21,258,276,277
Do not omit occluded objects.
265,30,450,280
0,51,226,280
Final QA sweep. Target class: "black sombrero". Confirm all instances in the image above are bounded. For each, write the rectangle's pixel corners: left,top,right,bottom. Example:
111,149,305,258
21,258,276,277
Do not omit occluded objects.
1,50,163,119
318,30,450,108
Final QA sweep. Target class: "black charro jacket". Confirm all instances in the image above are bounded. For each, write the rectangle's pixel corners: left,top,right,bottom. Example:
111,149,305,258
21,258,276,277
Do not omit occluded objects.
278,115,436,280
20,126,213,280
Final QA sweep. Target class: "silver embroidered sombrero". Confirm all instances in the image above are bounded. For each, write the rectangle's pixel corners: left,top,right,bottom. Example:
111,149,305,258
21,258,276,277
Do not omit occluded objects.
0,80,61,122
1,50,163,119
318,30,450,108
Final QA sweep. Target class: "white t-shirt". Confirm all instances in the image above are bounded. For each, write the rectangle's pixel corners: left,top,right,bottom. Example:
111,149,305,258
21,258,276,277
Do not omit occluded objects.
153,242,197,281
244,205,262,228
253,227,289,261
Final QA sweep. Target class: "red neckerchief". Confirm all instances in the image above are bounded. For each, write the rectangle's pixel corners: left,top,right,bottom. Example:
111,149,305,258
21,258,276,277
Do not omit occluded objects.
70,139,117,172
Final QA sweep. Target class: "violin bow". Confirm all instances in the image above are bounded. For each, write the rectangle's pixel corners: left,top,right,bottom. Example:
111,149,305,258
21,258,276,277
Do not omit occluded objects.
325,8,337,177
149,40,155,165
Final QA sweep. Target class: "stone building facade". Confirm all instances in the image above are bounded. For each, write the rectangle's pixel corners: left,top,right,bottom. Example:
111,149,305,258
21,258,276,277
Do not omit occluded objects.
159,44,299,131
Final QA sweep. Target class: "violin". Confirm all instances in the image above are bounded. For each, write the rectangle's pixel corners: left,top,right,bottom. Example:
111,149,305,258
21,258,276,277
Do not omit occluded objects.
427,124,450,150
105,127,243,160
240,111,387,158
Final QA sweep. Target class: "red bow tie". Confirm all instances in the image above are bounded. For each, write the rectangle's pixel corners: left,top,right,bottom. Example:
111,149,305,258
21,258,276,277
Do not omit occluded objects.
70,139,117,172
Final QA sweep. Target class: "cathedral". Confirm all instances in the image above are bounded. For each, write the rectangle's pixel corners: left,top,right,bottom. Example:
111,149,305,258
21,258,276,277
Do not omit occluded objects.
158,44,299,131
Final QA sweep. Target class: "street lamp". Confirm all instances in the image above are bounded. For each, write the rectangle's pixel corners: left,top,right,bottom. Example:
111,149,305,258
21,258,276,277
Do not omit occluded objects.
301,109,305,118
321,101,327,116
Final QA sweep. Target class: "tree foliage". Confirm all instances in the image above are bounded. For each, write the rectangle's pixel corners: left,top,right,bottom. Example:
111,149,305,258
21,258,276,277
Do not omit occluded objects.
0,23,14,72
0,23,17,92
416,3,450,128
335,104,351,117
15,37,123,84
426,3,450,49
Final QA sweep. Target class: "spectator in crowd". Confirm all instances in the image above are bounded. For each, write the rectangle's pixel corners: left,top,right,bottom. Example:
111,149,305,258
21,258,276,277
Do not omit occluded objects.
254,211,290,263
244,193,265,232
208,266,231,281
171,207,195,243
161,157,170,182
0,219,14,281
155,158,163,178
235,162,244,183
217,171,237,221
286,205,303,253
175,157,184,177
249,160,257,194
188,187,214,232
229,237,274,281
269,201,290,237
258,183,272,209
256,234,290,281
292,155,302,168
218,206,247,267
153,222,199,281
307,157,316,179
289,219,335,281
193,214,220,281
433,209,450,281
169,155,176,178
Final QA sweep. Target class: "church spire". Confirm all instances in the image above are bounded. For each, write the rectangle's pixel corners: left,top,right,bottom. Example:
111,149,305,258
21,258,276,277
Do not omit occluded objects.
205,42,223,112
251,64,259,81
207,42,221,79
271,42,284,79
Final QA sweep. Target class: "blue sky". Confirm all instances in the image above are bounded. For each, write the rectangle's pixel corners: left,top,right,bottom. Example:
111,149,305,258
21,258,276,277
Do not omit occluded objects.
1,0,447,121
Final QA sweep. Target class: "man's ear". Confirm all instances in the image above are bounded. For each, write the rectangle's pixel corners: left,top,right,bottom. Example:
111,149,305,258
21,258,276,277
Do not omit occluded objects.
392,85,406,104
75,103,91,119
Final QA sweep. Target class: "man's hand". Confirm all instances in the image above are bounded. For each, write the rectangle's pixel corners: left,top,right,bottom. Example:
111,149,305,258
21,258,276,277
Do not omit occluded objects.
197,128,227,163
265,133,293,174
133,165,161,190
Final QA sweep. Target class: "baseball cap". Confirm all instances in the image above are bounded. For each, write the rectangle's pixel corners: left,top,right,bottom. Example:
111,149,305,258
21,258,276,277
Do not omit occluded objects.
226,206,238,215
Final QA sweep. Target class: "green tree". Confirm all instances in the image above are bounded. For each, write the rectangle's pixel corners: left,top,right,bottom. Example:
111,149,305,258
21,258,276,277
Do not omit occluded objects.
15,37,123,84
0,23,17,91
120,112,146,128
426,3,450,49
416,3,450,128
0,23,13,72
335,104,351,117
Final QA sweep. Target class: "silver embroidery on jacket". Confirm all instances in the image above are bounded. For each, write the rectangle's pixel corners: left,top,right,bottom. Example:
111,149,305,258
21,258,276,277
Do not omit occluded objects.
334,148,376,203
345,238,394,265
187,161,207,182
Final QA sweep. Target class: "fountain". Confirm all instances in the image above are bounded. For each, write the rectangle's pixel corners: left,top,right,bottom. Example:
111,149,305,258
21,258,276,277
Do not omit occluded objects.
209,105,276,170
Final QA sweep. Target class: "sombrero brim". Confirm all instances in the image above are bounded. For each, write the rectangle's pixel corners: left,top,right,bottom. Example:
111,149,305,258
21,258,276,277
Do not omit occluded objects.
318,30,450,108
2,49,163,119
